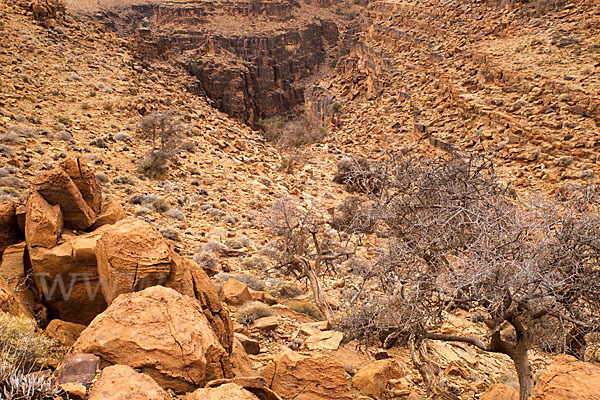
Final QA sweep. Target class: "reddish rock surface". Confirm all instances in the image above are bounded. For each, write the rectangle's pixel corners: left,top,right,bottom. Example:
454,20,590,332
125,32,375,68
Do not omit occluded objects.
73,286,233,393
261,349,352,400
530,355,600,400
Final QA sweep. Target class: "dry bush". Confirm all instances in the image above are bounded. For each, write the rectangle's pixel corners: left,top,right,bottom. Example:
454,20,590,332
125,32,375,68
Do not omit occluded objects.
333,153,600,400
138,111,183,179
258,115,325,149
215,273,266,292
286,299,324,321
235,301,274,325
265,198,356,319
0,313,61,399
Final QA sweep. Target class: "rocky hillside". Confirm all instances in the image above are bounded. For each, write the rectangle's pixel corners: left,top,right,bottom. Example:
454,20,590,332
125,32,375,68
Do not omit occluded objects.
1,0,600,399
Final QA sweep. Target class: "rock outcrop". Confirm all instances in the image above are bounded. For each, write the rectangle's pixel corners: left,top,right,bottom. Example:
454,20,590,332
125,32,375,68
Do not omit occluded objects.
31,166,97,231
73,286,233,393
95,217,172,305
88,365,170,400
352,359,402,398
530,354,600,400
133,0,339,126
28,228,109,325
0,201,22,255
25,191,62,248
261,349,352,400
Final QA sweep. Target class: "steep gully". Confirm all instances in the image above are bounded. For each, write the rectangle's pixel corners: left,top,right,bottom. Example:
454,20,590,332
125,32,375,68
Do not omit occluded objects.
93,0,363,127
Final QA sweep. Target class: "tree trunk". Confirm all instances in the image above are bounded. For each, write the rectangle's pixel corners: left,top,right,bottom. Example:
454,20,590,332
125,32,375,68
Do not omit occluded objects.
301,259,333,320
512,347,534,400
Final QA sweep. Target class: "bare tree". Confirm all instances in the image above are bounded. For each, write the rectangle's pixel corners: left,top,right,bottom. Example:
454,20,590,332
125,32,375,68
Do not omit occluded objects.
265,198,356,319
335,154,600,400
139,110,181,152
138,111,183,178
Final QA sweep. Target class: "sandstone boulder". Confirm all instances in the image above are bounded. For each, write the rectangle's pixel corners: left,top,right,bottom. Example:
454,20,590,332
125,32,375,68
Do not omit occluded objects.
25,191,63,248
89,198,126,230
480,384,519,400
72,286,233,393
165,250,233,353
352,359,403,398
54,354,100,387
231,336,255,377
0,201,22,255
60,158,102,215
530,354,600,400
261,349,352,400
88,365,169,400
222,278,252,305
185,382,260,400
95,218,171,305
45,319,86,346
29,228,108,324
32,167,96,231
0,242,35,314
235,332,260,355
0,272,29,316
204,377,282,400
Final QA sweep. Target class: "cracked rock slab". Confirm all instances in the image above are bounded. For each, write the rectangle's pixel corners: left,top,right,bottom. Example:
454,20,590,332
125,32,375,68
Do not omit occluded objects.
73,286,233,393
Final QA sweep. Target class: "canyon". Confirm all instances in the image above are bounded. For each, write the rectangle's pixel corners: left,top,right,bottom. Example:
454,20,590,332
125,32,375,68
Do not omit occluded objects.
1,0,600,399
93,0,346,126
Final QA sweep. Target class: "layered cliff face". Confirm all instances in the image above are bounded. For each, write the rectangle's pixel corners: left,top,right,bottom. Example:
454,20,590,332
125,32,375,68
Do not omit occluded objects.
132,0,340,126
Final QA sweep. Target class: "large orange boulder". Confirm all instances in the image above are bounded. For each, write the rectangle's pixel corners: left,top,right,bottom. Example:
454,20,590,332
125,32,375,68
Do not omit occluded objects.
165,250,233,353
0,201,22,255
95,218,171,305
352,359,403,398
88,365,170,400
60,158,102,215
72,286,233,393
31,167,96,231
25,191,63,248
89,198,126,230
29,228,109,324
185,383,260,400
530,354,600,400
261,349,352,400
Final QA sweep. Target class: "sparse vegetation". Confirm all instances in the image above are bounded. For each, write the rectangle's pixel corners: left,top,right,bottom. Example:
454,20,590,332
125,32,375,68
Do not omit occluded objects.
0,313,61,400
286,299,324,321
334,154,600,400
235,301,274,325
215,272,266,292
258,115,326,149
138,111,184,179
